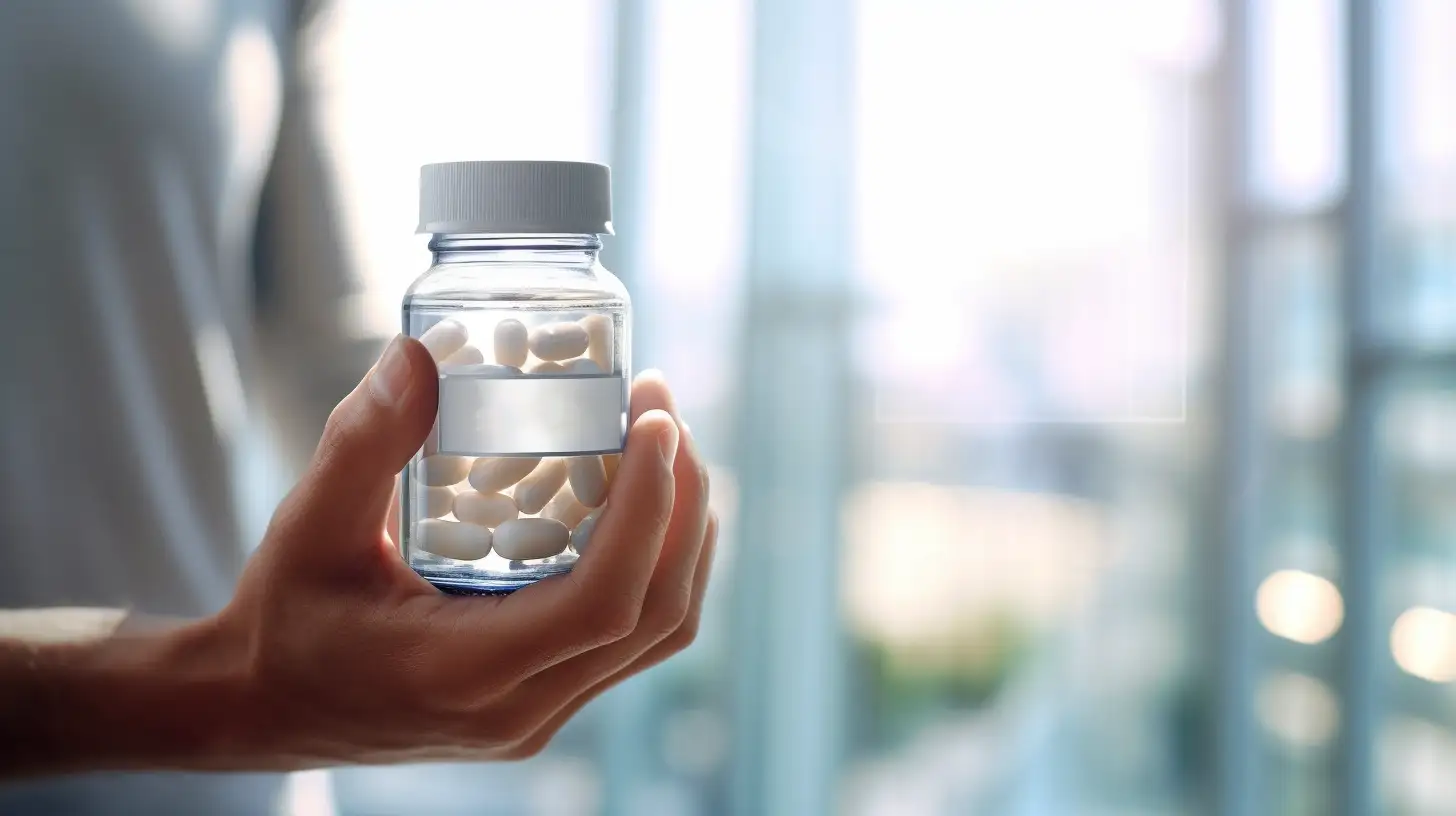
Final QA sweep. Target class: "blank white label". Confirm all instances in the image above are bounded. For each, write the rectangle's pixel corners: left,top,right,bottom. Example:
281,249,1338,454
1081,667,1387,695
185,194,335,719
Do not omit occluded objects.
437,375,626,456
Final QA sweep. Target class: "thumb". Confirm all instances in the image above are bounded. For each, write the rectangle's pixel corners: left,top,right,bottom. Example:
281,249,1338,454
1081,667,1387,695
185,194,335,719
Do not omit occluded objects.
295,334,439,535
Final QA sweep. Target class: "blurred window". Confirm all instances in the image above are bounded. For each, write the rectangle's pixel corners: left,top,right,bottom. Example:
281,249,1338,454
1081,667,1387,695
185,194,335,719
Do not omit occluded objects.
247,0,1456,814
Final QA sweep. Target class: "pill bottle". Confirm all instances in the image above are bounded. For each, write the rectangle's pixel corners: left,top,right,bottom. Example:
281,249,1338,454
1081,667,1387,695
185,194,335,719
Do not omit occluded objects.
400,161,628,593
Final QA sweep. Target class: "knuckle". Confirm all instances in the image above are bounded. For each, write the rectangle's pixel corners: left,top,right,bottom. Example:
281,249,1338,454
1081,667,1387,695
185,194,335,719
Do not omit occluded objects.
418,659,514,716
649,470,676,517
589,592,644,643
449,672,511,710
262,486,309,536
662,613,702,654
508,732,550,760
319,399,358,448
640,597,689,642
312,407,358,471
665,583,697,634
413,673,477,718
504,712,541,746
479,706,539,747
652,494,675,536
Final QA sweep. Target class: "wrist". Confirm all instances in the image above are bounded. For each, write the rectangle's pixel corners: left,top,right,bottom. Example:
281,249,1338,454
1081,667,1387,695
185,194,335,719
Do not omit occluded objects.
0,614,258,777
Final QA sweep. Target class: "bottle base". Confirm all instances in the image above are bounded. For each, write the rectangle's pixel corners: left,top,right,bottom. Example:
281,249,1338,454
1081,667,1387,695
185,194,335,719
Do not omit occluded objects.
415,560,576,595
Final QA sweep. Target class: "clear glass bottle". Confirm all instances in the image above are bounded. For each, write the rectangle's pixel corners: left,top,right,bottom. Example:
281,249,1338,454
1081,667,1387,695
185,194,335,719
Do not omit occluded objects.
401,161,628,593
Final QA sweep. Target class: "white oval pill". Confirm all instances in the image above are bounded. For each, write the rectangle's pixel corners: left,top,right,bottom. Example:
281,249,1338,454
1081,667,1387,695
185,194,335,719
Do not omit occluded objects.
541,487,591,529
513,458,568,515
581,313,614,372
414,519,492,561
571,509,602,555
528,322,590,361
529,360,568,375
419,319,468,362
441,345,485,368
453,491,518,528
468,457,541,494
564,358,601,375
445,363,520,378
492,518,569,560
418,485,456,519
566,455,608,507
419,455,471,487
494,318,529,367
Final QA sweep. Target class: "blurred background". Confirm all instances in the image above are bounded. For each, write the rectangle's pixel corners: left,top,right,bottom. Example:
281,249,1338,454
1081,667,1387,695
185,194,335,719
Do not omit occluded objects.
222,0,1456,813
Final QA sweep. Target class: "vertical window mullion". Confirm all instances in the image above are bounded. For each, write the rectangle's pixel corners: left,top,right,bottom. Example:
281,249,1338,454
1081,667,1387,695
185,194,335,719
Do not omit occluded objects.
727,0,855,814
1336,1,1384,814
1214,2,1263,813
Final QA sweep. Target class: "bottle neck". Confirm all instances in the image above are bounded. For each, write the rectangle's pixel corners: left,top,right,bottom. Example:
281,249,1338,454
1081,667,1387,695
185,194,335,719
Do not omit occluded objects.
429,233,603,266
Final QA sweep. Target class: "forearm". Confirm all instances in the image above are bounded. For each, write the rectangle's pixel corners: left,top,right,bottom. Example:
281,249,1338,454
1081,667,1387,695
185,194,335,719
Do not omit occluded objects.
0,611,253,778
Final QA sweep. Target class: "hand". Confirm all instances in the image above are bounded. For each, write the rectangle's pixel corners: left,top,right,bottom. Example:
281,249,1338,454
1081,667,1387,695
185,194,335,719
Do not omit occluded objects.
210,335,716,768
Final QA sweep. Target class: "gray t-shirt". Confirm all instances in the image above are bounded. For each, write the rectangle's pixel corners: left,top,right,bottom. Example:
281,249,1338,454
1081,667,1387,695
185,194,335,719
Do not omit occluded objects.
0,1,378,812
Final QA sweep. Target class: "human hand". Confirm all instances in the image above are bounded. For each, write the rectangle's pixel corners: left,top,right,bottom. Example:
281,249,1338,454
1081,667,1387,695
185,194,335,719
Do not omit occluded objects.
207,335,715,768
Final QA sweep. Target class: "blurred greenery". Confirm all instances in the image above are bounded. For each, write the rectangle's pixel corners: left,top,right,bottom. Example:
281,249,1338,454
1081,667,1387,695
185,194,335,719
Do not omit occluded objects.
852,609,1033,750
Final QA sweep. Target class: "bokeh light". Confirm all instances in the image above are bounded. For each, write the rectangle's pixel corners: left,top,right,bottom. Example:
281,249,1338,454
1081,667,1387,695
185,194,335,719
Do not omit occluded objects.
1255,569,1344,644
1391,607,1456,683
1256,672,1339,748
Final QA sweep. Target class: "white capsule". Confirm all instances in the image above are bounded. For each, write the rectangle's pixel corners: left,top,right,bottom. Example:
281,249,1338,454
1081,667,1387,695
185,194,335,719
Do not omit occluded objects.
445,363,520,378
528,321,590,361
529,360,568,375
468,457,541,494
413,519,492,561
418,455,471,487
564,358,601,375
581,314,614,372
571,509,602,555
441,345,485,368
453,491,519,528
492,518,570,560
513,458,567,515
566,455,608,507
417,485,456,519
494,318,529,367
419,319,468,363
541,487,591,529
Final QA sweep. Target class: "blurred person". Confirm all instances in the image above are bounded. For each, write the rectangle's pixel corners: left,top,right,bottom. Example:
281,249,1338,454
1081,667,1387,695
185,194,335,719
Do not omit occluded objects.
0,2,715,814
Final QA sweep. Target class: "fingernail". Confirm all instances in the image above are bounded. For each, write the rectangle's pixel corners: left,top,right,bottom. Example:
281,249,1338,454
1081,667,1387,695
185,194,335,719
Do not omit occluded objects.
369,335,412,407
657,418,680,470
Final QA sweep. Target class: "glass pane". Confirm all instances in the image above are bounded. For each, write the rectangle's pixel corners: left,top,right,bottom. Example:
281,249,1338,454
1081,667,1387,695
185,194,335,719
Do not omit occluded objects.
1379,0,1456,348
855,0,1204,423
847,0,1217,811
1380,382,1456,814
1247,0,1346,213
1248,223,1343,816
1251,223,1343,444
